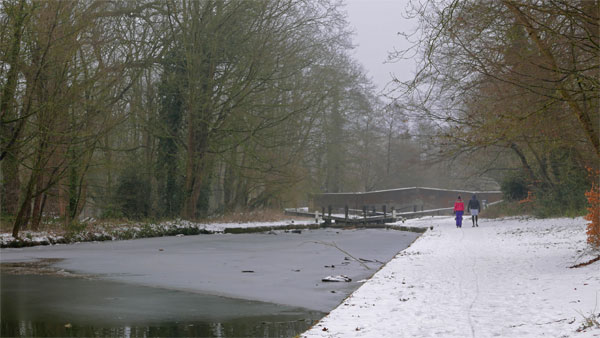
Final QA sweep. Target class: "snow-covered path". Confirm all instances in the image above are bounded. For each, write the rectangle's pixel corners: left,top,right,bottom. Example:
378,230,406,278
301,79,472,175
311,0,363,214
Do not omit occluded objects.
303,216,599,338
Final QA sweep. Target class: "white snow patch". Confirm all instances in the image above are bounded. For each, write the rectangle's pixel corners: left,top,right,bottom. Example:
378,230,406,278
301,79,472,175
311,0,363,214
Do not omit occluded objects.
322,275,352,282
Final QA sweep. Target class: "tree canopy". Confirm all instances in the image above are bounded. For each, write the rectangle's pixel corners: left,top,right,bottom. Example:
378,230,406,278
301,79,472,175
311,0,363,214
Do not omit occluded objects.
389,0,598,216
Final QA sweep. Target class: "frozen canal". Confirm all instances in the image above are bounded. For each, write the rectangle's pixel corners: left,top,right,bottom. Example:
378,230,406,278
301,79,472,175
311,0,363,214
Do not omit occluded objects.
1,227,420,337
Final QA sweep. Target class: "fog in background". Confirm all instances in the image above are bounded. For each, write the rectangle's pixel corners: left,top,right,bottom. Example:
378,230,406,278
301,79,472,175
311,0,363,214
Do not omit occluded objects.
6,0,594,233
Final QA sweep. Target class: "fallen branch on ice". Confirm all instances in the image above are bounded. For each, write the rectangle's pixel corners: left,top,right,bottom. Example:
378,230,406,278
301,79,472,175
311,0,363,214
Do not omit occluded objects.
312,241,371,270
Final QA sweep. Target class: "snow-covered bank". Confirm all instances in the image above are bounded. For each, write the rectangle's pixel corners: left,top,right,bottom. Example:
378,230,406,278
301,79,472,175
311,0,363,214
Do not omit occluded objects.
303,216,600,337
0,219,317,248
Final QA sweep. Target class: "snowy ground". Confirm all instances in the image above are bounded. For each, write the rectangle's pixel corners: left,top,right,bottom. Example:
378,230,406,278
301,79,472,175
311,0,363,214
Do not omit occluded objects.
303,216,600,338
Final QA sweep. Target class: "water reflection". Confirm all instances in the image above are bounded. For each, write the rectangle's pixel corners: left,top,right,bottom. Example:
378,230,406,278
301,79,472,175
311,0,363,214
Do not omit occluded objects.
1,318,316,337
1,274,322,337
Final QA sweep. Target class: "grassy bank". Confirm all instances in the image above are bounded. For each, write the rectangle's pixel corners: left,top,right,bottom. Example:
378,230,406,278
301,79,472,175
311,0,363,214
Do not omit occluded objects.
480,200,587,219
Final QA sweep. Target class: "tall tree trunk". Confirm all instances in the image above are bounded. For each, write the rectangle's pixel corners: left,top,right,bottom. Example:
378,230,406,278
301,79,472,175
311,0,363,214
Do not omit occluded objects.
12,172,35,237
30,174,44,229
182,17,216,218
386,120,394,178
509,142,536,183
0,0,27,161
503,0,600,157
1,152,20,215
183,126,208,219
1,1,28,216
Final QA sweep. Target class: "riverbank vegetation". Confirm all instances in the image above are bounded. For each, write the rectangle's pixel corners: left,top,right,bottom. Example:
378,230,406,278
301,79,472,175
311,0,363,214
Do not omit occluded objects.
0,209,314,248
0,208,300,240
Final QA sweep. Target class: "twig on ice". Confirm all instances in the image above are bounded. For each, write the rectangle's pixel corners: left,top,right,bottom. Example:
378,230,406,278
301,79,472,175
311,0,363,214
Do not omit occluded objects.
312,241,371,270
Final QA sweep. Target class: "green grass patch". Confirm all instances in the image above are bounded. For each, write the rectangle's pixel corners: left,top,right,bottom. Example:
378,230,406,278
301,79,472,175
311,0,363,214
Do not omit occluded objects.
482,200,586,219
481,201,534,218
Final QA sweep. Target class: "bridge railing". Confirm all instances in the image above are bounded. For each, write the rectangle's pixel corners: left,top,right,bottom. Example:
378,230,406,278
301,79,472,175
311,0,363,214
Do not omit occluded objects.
285,199,503,224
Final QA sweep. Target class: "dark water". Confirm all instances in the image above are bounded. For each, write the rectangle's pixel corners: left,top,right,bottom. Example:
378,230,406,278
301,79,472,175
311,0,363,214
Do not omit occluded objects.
1,228,419,337
1,274,323,337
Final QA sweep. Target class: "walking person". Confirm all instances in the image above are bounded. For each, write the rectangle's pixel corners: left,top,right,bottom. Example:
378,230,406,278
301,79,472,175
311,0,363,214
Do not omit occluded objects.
453,195,464,228
468,194,480,227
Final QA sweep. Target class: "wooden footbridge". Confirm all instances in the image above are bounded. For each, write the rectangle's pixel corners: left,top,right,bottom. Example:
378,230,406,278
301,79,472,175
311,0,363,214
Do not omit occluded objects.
284,206,456,225
285,206,398,224
285,187,503,225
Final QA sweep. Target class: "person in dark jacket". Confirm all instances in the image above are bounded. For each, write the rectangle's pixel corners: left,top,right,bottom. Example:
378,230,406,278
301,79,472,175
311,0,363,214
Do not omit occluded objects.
453,196,464,228
467,194,480,227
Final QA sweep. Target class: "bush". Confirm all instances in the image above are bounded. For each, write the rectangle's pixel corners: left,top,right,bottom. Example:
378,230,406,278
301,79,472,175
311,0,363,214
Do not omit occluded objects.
480,201,533,218
532,157,589,218
501,173,529,201
114,167,151,219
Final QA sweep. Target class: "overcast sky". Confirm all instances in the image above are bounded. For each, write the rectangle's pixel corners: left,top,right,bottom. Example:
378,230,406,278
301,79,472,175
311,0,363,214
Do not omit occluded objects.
344,0,417,96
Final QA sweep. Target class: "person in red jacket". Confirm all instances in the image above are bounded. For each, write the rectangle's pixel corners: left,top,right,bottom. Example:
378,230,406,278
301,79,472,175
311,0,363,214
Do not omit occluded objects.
453,195,465,228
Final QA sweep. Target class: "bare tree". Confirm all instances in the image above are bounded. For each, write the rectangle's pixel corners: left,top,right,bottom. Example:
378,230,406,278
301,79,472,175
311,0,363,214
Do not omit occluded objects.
3,1,164,236
389,0,598,190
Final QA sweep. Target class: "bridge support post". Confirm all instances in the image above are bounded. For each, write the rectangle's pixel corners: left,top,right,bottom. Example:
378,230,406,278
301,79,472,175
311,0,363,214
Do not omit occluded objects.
344,205,348,223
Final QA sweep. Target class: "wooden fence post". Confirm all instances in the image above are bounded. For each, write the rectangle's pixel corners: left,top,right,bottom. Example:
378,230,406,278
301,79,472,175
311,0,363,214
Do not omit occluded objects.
344,205,349,222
